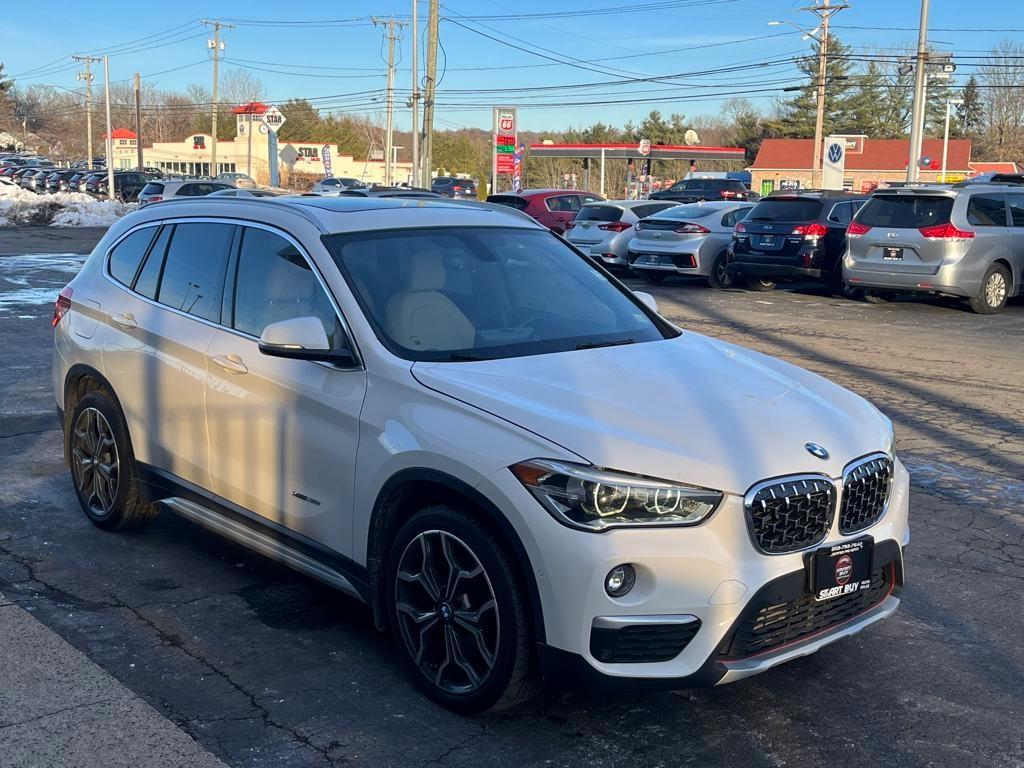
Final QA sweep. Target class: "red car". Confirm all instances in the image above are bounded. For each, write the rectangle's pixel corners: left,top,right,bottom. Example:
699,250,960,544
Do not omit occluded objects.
486,189,605,234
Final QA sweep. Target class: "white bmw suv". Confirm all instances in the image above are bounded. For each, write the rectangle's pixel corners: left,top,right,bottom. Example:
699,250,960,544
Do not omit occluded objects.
53,196,909,713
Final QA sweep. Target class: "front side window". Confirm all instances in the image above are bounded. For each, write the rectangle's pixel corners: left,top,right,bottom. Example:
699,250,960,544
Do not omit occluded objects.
324,227,671,361
231,227,345,349
156,223,234,322
966,194,1007,227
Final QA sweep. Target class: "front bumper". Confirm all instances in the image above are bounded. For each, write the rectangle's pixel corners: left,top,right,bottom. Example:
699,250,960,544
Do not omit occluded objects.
478,456,911,688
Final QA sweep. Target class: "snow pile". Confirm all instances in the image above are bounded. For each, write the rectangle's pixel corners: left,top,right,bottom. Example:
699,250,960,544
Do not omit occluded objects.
0,183,135,227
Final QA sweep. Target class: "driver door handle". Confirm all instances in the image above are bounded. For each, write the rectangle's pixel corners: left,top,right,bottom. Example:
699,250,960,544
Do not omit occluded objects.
110,312,137,330
211,353,248,375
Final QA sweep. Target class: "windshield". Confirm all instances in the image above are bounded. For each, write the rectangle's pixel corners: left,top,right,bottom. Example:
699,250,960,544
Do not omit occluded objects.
746,198,823,222
856,195,954,228
323,227,671,361
653,204,716,220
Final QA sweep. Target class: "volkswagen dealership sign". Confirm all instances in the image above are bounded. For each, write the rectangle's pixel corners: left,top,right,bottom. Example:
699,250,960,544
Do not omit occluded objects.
822,135,846,190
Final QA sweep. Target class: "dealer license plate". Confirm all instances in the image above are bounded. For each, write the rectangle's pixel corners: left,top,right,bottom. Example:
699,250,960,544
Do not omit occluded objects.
882,247,904,261
808,537,873,602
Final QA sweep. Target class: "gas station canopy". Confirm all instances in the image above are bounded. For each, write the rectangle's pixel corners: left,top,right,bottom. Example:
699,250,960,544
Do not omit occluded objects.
527,143,745,162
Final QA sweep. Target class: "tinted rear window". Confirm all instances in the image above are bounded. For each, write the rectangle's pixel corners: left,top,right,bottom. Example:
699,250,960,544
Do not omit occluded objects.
705,180,743,191
856,195,953,228
655,204,718,220
108,227,156,287
141,183,164,195
575,205,623,223
746,199,823,222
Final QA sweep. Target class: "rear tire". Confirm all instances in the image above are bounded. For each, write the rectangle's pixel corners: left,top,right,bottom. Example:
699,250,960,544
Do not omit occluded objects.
386,505,537,714
745,275,776,292
706,251,733,289
639,270,667,284
67,389,157,531
828,266,859,299
863,291,892,305
968,263,1010,314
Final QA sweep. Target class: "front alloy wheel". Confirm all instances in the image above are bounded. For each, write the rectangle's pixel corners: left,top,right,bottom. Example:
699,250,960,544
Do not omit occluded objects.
969,263,1010,314
395,530,499,695
71,407,119,518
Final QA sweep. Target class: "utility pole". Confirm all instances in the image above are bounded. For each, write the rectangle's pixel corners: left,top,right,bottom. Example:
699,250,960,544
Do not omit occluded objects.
73,55,101,167
202,19,233,178
906,0,930,182
410,0,419,187
770,3,847,188
134,73,144,172
103,56,114,199
374,17,406,187
421,0,439,188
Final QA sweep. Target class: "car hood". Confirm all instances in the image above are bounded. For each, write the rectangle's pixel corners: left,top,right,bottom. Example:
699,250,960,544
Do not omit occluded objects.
411,333,890,495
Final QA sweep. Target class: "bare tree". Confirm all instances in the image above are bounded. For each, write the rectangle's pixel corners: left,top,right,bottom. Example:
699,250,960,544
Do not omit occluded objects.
979,41,1024,162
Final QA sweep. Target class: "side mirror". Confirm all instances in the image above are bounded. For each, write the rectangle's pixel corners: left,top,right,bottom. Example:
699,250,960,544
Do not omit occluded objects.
633,290,659,313
258,316,355,366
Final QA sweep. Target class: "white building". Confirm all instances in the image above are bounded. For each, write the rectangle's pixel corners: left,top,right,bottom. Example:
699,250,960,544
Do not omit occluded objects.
106,102,410,186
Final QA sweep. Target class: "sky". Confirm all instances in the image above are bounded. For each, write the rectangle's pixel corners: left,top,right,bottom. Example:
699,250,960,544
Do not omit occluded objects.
2,0,1020,135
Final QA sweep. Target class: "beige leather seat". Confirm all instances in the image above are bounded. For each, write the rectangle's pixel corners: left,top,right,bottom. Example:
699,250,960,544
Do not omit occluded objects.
385,249,475,351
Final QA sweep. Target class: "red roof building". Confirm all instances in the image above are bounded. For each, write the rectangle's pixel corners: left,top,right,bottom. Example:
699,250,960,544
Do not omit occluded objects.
103,128,137,140
748,136,974,194
969,161,1021,176
232,101,270,115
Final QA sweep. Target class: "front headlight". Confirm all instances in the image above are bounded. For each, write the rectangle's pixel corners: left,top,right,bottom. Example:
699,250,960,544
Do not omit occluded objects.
511,459,722,532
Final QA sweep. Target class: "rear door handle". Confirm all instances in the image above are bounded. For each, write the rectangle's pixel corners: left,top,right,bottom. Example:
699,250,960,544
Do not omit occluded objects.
211,353,248,375
110,312,137,330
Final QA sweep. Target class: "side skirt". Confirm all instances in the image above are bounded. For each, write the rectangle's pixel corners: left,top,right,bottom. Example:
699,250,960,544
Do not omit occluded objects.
138,464,372,604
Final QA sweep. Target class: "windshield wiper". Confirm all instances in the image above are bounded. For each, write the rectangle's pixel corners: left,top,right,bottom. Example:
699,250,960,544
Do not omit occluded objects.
574,338,635,351
445,352,494,362
748,216,775,221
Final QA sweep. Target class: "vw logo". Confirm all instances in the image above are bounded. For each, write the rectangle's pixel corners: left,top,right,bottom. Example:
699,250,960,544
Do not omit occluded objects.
805,442,830,460
887,231,898,239
653,232,661,238
764,225,772,231
828,143,843,163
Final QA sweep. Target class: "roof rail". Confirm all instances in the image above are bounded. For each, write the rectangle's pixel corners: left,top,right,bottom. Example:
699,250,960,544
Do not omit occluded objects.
765,188,864,196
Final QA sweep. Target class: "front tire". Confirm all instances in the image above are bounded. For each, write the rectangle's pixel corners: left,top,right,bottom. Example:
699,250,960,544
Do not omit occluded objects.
745,275,776,291
386,505,536,713
968,263,1010,314
67,389,156,531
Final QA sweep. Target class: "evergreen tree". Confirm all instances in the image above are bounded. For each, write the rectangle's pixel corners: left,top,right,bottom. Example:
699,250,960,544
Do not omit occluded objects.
954,76,984,138
776,37,856,137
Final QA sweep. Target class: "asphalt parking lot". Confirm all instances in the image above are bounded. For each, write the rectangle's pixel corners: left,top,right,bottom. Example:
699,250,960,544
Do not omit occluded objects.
1,226,1023,768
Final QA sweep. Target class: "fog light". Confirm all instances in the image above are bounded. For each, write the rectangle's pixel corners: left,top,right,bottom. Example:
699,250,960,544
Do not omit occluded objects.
605,564,636,597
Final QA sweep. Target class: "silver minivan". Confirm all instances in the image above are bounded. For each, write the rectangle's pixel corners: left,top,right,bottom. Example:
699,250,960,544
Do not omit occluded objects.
844,184,1024,313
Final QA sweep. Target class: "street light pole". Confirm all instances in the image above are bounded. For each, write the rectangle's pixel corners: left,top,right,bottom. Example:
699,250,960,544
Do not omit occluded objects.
906,0,931,182
941,98,964,183
410,0,419,187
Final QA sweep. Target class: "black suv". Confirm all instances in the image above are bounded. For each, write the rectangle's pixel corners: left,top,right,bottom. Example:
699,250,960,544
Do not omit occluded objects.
86,171,154,202
431,176,478,199
726,191,869,293
650,177,753,203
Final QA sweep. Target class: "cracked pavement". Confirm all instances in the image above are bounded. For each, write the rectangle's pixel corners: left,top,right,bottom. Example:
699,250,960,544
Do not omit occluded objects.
0,231,1022,767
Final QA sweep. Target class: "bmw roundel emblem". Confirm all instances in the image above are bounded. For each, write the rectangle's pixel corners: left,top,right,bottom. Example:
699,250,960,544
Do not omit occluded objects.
805,442,830,460
828,143,843,163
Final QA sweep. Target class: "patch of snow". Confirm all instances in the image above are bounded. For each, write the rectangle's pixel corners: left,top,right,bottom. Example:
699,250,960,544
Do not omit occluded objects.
0,253,87,312
0,183,134,227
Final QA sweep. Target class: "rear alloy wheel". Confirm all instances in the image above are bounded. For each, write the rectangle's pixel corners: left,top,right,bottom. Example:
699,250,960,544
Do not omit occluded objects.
707,251,733,289
388,506,535,713
745,275,776,292
640,270,667,284
969,263,1010,315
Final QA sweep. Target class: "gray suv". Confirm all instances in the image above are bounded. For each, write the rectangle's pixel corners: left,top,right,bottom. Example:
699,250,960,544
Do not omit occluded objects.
844,184,1024,314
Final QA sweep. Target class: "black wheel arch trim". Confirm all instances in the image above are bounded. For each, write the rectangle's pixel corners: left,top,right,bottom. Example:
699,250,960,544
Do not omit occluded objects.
62,364,125,467
367,467,546,643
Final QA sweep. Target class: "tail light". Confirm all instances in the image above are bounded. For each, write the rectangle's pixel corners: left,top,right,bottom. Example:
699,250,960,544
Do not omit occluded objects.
734,222,746,233
919,222,975,240
145,196,163,204
674,222,711,234
598,221,633,232
721,190,737,198
846,221,871,237
52,286,73,327
792,222,828,238
564,221,575,231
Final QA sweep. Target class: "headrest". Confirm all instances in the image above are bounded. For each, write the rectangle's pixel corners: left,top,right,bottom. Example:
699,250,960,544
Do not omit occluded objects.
402,250,445,292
